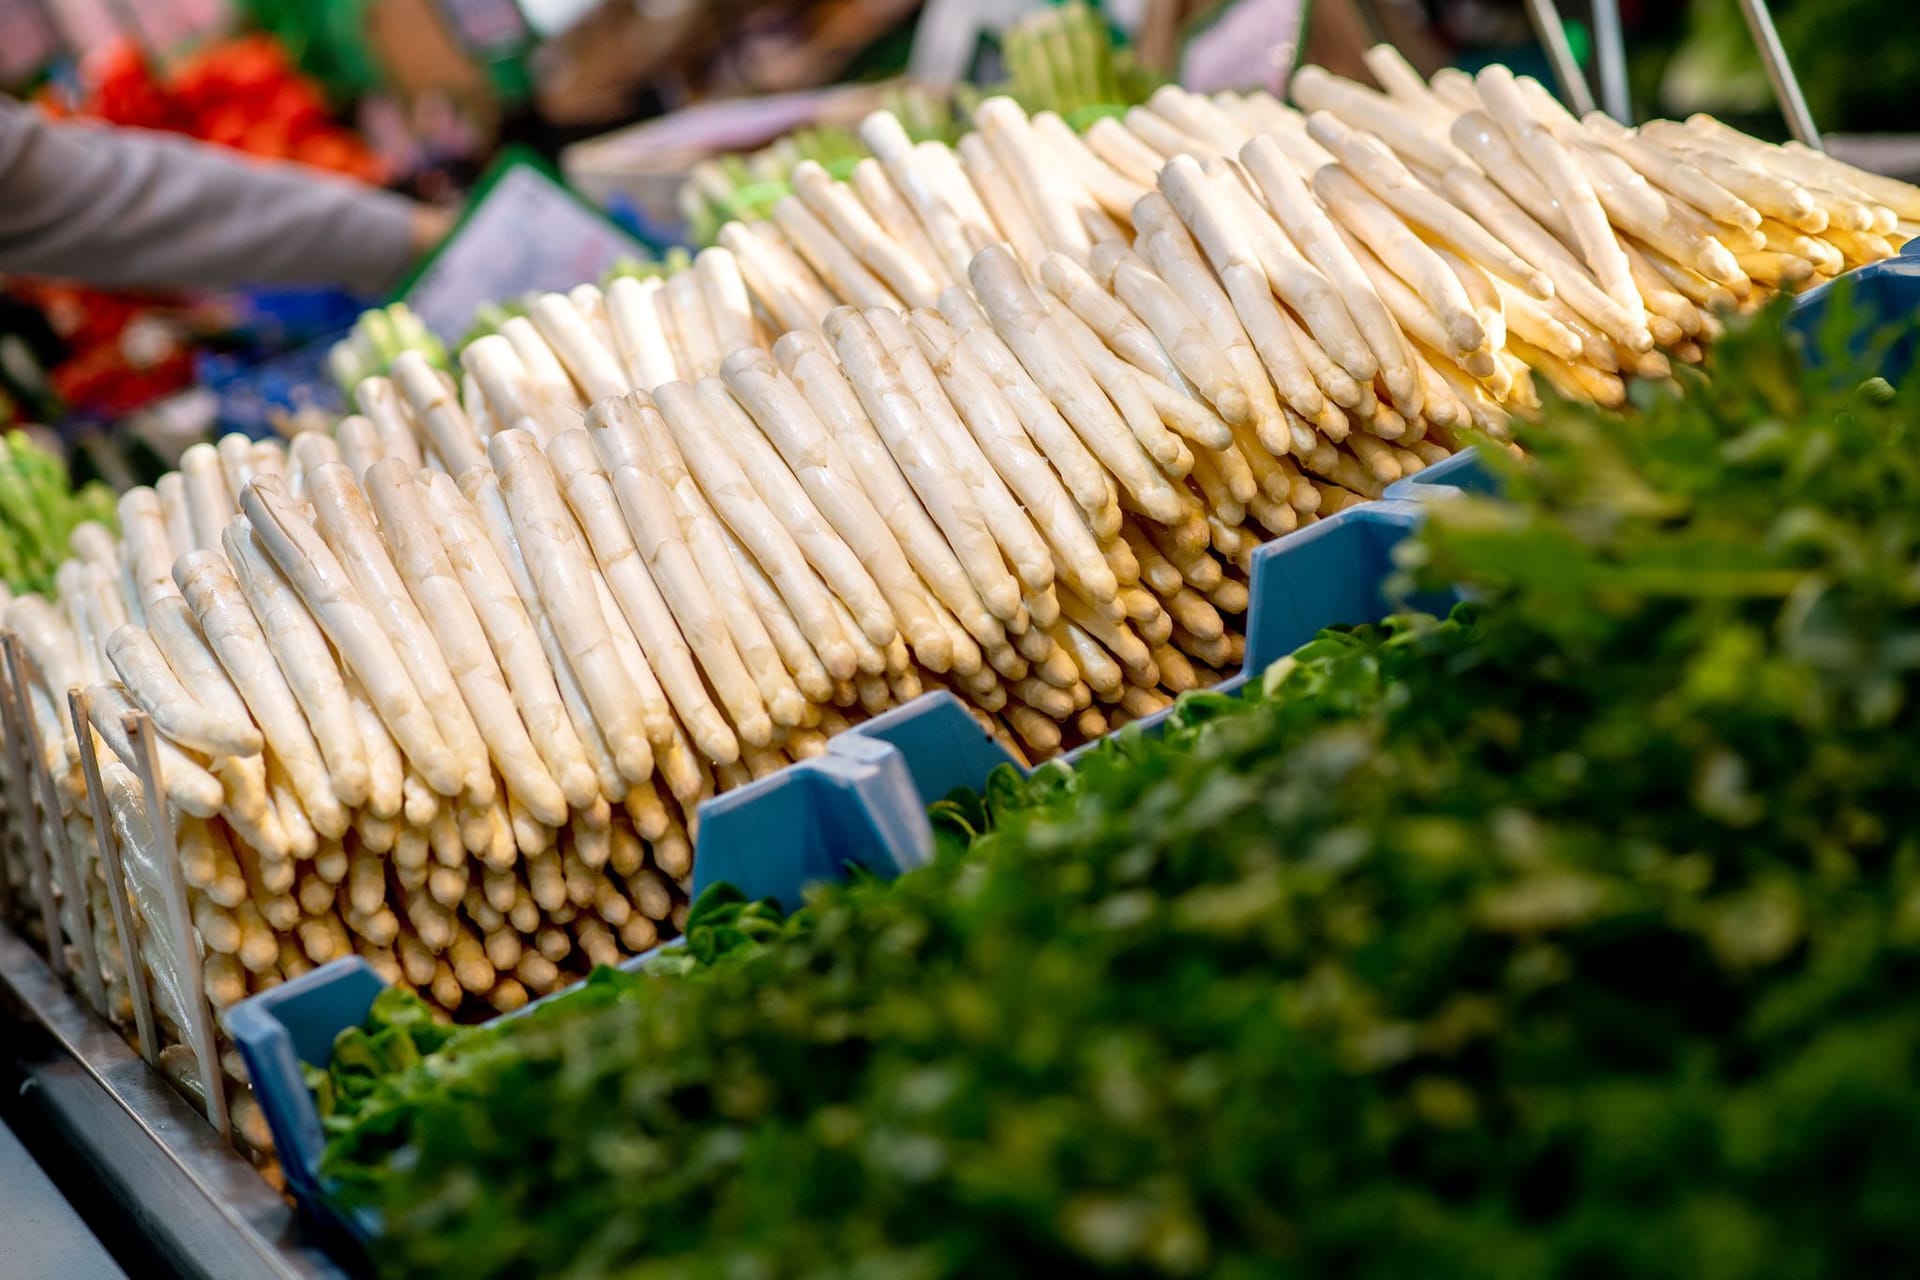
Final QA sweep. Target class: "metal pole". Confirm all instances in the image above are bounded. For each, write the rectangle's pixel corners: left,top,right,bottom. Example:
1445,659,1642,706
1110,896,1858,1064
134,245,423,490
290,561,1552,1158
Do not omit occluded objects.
1591,0,1631,122
1733,0,1822,149
69,688,160,1065
1522,0,1597,116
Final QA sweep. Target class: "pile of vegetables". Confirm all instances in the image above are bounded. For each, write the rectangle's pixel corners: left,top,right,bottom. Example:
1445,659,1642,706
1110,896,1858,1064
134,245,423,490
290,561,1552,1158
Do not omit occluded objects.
40,34,385,182
679,4,1161,247
327,305,451,396
678,85,963,247
970,1,1162,125
5,47,1916,1153
0,431,117,595
311,309,1920,1279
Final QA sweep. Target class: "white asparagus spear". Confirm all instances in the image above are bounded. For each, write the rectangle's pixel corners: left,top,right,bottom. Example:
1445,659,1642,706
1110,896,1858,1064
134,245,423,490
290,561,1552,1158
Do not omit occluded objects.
354,378,427,473
1476,66,1639,316
717,220,838,337
909,310,1121,606
1122,103,1207,161
462,334,543,436
605,276,680,391
1778,140,1920,222
650,381,860,678
1579,113,1762,229
569,282,619,357
1447,109,1565,236
363,458,572,823
178,443,235,553
771,194,905,312
965,250,1193,527
1131,192,1296,436
867,309,1059,591
590,551,679,757
462,466,632,803
1043,295,1205,463
1640,123,1823,229
306,462,495,805
85,680,226,817
665,269,725,381
391,350,487,475
486,430,657,786
955,133,1049,266
1425,67,1484,114
415,471,599,811
1034,110,1152,222
1305,110,1554,301
938,292,1120,538
703,369,911,647
1221,143,1421,411
119,486,181,612
695,247,757,357
156,471,194,564
173,549,349,837
1085,115,1169,187
860,110,981,281
791,161,941,309
334,413,388,485
1038,251,1188,393
584,397,783,731
138,595,255,789
721,349,953,670
1093,241,1256,427
502,314,587,424
1312,165,1485,357
1289,66,1468,175
1363,43,1447,113
593,394,813,724
216,431,266,500
912,134,1000,253
848,155,954,288
239,473,461,796
1431,163,1654,352
774,329,1007,657
983,98,1090,264
1150,163,1341,425
106,622,261,758
530,292,629,404
825,306,1025,621
546,430,745,762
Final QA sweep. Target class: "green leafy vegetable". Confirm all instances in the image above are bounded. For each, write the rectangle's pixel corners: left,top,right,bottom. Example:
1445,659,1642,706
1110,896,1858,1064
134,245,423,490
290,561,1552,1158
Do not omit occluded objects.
0,429,118,593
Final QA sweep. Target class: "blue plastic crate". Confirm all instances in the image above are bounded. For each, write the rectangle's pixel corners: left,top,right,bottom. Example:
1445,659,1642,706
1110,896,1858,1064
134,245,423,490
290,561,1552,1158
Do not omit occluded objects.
1786,256,1920,384
227,454,1492,1243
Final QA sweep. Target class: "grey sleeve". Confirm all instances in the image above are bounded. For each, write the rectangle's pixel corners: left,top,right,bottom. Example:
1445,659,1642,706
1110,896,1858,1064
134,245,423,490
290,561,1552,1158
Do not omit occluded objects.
0,100,417,295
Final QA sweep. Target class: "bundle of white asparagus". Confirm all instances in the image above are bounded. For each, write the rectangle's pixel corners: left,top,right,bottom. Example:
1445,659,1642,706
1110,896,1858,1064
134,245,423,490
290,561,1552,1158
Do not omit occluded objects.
4,49,1915,1162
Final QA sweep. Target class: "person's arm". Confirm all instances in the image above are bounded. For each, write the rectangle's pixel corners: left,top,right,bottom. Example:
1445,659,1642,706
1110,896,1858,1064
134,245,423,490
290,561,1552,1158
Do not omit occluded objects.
0,99,447,294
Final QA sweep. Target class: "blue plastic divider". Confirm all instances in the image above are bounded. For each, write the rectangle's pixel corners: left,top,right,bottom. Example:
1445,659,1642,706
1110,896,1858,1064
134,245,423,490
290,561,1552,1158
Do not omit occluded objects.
227,452,1491,1241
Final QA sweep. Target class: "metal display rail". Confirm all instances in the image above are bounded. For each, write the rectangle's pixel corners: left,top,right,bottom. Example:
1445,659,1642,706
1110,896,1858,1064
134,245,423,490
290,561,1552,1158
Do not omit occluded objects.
0,927,351,1280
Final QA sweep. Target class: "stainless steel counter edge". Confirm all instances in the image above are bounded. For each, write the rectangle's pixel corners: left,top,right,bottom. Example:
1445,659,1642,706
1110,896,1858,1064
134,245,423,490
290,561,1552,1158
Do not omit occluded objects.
1,927,353,1280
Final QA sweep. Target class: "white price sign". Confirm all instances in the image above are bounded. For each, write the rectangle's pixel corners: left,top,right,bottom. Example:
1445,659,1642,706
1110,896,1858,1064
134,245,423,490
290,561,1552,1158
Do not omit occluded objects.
402,158,647,342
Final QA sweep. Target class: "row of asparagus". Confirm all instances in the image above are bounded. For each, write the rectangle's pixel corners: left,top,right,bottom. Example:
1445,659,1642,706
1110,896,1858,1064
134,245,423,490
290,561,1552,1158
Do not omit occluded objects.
4,49,1914,1165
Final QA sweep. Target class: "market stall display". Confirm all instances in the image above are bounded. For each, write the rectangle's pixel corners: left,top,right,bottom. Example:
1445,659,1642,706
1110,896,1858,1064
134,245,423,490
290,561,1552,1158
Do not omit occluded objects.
0,36,1917,1268
301,307,1920,1279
